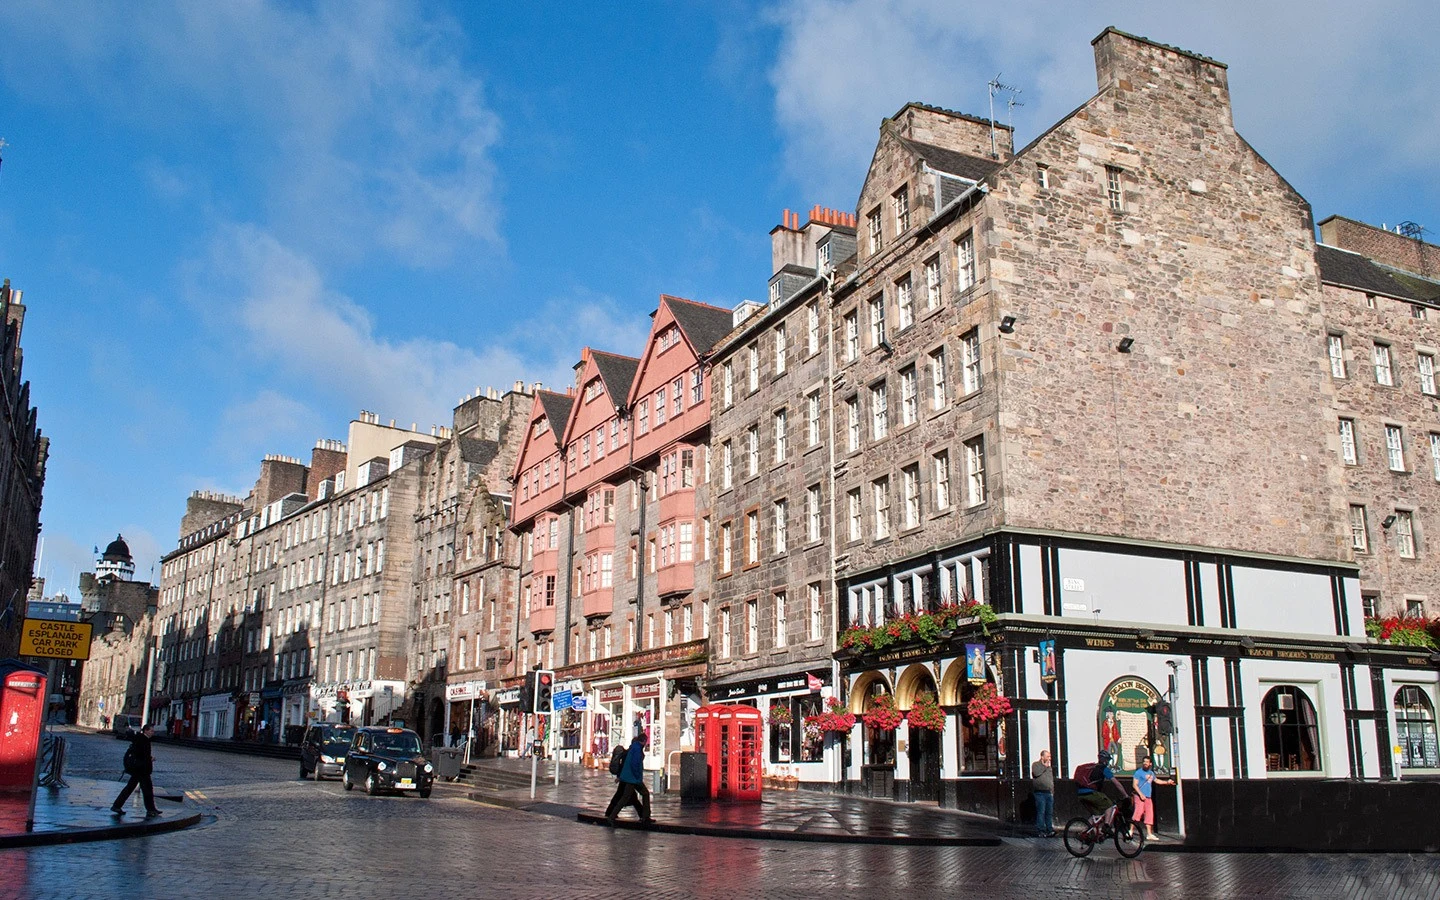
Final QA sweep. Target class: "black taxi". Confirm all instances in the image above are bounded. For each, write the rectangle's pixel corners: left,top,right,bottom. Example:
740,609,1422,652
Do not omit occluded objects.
341,726,435,797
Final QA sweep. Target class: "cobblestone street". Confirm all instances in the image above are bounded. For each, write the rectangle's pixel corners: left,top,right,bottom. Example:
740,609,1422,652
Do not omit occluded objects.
0,733,1432,899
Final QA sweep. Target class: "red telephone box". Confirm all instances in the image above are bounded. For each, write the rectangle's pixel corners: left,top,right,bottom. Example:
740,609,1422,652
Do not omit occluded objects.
0,664,47,792
695,704,763,801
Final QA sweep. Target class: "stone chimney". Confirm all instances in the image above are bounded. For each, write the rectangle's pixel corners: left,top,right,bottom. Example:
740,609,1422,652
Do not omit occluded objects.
1092,27,1232,128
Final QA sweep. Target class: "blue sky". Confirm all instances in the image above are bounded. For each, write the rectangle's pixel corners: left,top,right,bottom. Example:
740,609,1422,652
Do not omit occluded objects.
1,1,1436,594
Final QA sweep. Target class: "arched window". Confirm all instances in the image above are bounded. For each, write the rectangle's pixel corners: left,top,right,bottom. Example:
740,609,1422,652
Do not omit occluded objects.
1395,686,1440,769
1262,686,1322,772
863,680,895,766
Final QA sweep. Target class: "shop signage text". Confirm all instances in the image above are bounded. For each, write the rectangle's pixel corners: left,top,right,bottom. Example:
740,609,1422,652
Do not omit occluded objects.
558,639,707,681
714,670,830,701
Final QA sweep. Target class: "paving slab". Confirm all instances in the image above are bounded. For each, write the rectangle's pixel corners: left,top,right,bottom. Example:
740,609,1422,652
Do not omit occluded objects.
0,776,202,848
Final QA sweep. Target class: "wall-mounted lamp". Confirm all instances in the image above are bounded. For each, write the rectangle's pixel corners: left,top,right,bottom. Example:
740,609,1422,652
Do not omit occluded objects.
1117,337,1135,353
998,315,1017,334
1382,514,1398,530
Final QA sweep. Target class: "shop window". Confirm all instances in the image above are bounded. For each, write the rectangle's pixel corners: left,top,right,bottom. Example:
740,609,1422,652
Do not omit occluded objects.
1395,685,1439,769
1262,685,1323,773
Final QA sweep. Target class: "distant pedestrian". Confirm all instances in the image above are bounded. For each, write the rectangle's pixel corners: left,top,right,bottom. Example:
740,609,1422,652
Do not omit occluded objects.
1031,749,1055,837
112,724,161,817
1131,755,1172,841
603,734,653,825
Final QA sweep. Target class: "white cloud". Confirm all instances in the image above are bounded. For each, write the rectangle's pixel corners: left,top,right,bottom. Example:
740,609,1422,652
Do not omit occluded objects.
767,1,1440,214
0,0,502,268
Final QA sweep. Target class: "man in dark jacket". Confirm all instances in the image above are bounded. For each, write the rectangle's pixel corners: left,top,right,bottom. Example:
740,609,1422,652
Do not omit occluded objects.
112,723,161,816
603,734,652,824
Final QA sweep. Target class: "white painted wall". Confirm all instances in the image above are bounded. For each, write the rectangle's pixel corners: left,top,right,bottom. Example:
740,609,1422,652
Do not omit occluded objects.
1017,543,1043,615
1199,562,1223,627
1231,566,1336,635
1055,549,1188,627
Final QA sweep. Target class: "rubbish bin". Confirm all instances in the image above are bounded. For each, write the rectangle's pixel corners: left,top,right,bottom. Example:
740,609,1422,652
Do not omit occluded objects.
431,747,463,781
679,751,709,802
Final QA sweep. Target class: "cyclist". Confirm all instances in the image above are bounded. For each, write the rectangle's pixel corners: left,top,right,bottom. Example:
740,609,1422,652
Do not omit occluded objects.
1075,749,1129,831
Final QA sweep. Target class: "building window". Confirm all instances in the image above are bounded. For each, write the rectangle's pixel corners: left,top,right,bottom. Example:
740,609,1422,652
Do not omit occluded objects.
933,450,952,510
1339,418,1359,466
929,348,948,410
1396,510,1417,558
900,366,918,426
846,397,861,453
1395,685,1440,769
807,302,820,355
872,477,891,539
960,329,981,394
1407,598,1425,618
721,607,732,658
1105,165,1124,212
672,378,684,416
775,323,788,374
745,510,759,565
1261,685,1322,772
1413,305,1428,321
1327,334,1346,379
1421,353,1437,396
847,488,862,541
1386,424,1406,471
774,409,789,462
806,484,822,543
867,208,882,255
678,523,693,563
774,591,788,648
683,605,694,642
722,362,734,408
637,399,650,434
902,464,921,529
1361,593,1378,619
722,440,733,489
844,311,859,362
870,382,888,440
955,232,975,292
773,499,788,554
806,391,821,447
746,599,758,654
720,523,733,573
965,436,987,506
896,276,914,331
1431,433,1440,481
1037,164,1050,189
748,343,760,392
869,296,886,349
922,256,943,313
1365,293,1377,310
808,583,822,641
769,280,781,307
893,185,910,234
1349,504,1369,553
746,425,760,476
1375,343,1394,386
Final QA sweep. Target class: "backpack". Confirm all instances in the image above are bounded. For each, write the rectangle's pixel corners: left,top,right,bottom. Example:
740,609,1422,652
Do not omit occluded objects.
1073,762,1099,789
122,743,139,775
608,744,629,777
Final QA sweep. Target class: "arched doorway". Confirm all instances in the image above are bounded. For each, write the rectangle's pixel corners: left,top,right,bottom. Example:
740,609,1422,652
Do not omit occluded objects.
849,672,895,798
1394,685,1439,769
1261,685,1322,773
897,664,942,802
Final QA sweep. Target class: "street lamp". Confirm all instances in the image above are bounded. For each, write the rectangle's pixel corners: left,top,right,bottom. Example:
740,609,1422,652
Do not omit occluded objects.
1165,658,1187,841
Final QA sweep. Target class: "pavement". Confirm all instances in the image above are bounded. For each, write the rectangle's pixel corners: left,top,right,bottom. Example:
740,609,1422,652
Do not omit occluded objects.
4,731,1438,899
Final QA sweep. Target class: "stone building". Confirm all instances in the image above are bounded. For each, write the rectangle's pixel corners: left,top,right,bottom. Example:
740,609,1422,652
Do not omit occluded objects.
0,279,47,661
75,537,160,729
1314,217,1440,620
705,206,853,781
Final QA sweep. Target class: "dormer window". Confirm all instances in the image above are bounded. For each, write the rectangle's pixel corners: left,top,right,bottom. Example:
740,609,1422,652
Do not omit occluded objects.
817,240,832,272
583,379,603,402
533,418,549,437
769,280,781,307
657,326,681,351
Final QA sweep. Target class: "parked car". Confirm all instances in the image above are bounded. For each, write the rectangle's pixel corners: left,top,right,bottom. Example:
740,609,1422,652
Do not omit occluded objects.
299,723,357,781
341,727,435,798
111,714,143,738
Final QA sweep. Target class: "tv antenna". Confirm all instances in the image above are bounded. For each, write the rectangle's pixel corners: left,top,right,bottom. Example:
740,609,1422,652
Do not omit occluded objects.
987,75,1021,158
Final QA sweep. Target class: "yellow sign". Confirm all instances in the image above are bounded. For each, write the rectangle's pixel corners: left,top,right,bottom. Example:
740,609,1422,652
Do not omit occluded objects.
20,617,93,660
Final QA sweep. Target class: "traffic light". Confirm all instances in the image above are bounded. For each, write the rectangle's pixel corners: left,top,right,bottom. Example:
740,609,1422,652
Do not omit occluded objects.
520,671,536,712
534,670,554,715
1154,700,1174,736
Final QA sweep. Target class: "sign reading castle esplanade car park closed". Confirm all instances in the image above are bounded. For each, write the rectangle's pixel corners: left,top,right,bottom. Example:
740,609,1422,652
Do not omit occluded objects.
20,617,93,660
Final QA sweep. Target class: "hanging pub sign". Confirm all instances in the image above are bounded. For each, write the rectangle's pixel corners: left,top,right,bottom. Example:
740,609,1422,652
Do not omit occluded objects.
965,644,987,684
1098,676,1161,776
1039,639,1057,684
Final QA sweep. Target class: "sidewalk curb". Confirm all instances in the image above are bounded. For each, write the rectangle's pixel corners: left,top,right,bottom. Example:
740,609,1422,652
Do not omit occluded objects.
0,811,205,848
574,812,1002,846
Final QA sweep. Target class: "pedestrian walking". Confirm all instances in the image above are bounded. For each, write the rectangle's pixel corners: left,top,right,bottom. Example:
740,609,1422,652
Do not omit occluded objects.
111,723,161,817
603,734,653,825
1131,755,1171,840
1031,748,1056,836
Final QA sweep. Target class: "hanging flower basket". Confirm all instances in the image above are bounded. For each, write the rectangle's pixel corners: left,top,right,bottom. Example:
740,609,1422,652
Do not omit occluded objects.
965,683,1013,723
1364,615,1438,649
838,601,997,653
862,693,904,731
907,691,947,732
803,697,856,734
768,702,793,725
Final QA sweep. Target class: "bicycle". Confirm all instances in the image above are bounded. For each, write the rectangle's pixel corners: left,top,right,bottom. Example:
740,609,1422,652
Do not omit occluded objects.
1063,803,1146,858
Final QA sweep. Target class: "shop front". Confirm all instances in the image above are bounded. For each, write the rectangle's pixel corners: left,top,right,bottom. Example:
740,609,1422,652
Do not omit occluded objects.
445,680,487,756
710,669,836,784
493,686,521,756
197,693,234,739
281,679,310,743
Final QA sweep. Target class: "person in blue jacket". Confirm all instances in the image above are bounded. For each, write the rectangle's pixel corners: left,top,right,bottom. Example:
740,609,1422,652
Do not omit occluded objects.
603,733,653,824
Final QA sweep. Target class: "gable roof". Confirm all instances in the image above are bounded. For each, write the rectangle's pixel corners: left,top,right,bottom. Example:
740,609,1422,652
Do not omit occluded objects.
1316,244,1434,304
536,390,575,435
664,296,733,357
591,351,641,408
896,135,1000,183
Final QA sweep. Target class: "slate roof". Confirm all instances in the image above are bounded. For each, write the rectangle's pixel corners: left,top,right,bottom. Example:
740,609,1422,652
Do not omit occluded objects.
458,437,499,467
591,351,640,407
665,296,734,357
535,391,574,443
1316,244,1434,304
897,136,1000,183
